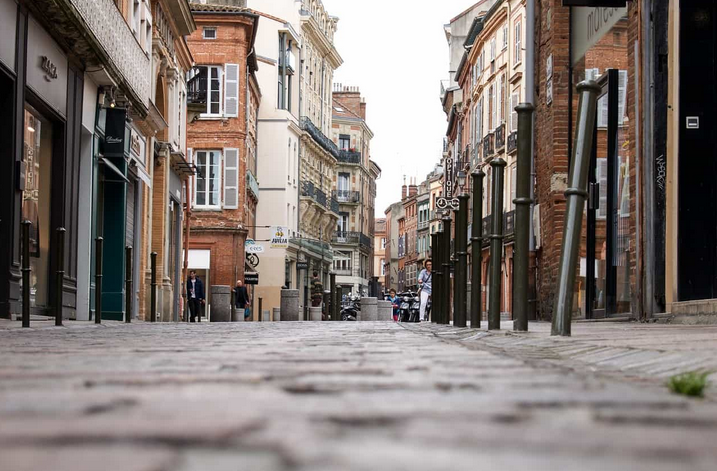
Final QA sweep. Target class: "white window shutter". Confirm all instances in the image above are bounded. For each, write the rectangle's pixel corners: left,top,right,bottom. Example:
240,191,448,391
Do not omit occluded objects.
618,70,628,125
224,148,239,209
511,92,519,132
598,95,608,128
224,63,239,118
597,158,608,219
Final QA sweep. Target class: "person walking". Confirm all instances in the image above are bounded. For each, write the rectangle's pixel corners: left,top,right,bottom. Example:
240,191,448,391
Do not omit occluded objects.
387,289,401,322
417,260,432,322
186,270,205,322
311,271,323,307
234,280,251,320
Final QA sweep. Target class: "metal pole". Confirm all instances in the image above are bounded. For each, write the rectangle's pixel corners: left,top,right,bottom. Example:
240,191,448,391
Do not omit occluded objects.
330,272,337,321
488,158,507,330
470,171,485,328
21,220,31,328
95,237,103,324
323,290,330,321
431,232,440,324
125,246,133,323
453,195,469,327
552,81,601,336
514,104,535,332
55,227,66,326
441,216,452,325
231,287,236,322
150,252,157,323
436,229,445,324
258,297,263,322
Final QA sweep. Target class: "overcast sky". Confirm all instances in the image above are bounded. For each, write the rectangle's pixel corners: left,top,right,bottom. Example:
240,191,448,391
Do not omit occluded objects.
322,0,478,217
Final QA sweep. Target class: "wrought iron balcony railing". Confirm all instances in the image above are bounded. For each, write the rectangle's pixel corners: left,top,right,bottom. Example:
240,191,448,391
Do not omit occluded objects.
330,197,340,214
301,181,316,199
495,123,506,151
337,150,361,164
483,133,495,159
333,231,360,245
333,190,360,203
315,189,327,207
300,116,340,159
507,130,518,154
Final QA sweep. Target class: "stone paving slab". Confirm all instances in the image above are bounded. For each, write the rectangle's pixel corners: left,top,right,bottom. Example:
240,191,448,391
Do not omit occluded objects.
1,322,717,470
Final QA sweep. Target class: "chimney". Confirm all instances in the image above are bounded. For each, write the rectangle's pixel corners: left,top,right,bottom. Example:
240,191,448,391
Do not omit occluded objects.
409,183,418,198
401,176,407,200
360,100,367,120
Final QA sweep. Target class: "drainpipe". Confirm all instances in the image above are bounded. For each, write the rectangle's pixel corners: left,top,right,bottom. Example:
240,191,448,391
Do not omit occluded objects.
525,0,537,320
182,179,191,322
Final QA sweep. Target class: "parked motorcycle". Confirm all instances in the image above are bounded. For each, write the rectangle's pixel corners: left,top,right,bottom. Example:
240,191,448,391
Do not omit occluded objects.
340,293,360,321
397,291,420,323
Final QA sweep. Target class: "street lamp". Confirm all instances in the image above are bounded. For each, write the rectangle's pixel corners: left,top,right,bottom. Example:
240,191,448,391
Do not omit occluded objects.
457,170,467,193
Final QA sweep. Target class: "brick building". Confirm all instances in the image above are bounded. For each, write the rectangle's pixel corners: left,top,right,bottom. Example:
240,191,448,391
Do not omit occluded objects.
185,4,260,313
374,218,386,292
402,181,419,291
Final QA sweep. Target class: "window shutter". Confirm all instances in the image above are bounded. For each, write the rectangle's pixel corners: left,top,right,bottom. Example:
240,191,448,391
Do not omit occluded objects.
597,158,608,219
511,165,517,209
618,69,628,125
224,63,239,117
223,148,239,209
511,92,519,132
598,95,608,128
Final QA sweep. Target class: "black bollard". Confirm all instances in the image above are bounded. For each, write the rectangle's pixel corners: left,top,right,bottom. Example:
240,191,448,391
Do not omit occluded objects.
21,220,31,328
431,232,440,324
150,252,157,323
125,246,133,323
488,158,506,330
441,216,452,325
470,170,486,328
453,195,469,327
55,227,66,326
323,290,330,321
552,81,601,336
231,287,236,322
258,297,263,322
330,272,337,321
514,104,536,332
95,237,104,324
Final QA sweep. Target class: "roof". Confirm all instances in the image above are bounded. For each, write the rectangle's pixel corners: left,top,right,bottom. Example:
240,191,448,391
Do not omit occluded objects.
449,0,491,24
463,16,485,48
189,3,253,14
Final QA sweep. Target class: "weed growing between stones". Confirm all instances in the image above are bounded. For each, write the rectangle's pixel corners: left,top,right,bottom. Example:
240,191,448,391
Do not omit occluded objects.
668,371,711,398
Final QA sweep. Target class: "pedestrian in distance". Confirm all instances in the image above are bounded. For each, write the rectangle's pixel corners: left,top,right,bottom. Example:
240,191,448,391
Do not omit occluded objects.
417,260,432,322
311,271,323,307
234,280,251,320
387,289,401,322
186,270,205,322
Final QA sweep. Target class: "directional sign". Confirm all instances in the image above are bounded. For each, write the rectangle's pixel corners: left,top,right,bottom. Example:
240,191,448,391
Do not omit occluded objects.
436,197,460,211
244,238,265,254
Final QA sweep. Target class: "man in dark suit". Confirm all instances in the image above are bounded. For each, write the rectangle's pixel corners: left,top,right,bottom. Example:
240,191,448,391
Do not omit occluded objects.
186,270,205,322
234,280,251,320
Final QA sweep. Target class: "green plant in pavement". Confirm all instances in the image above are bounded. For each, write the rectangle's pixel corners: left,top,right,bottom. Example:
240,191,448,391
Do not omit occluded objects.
667,371,711,398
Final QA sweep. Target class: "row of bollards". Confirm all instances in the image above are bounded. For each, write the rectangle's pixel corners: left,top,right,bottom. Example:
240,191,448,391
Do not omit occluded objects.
431,81,600,337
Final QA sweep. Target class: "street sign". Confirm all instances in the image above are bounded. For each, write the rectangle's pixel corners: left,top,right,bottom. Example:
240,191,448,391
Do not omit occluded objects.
436,197,460,211
245,238,265,254
244,272,259,285
297,262,309,270
270,226,289,249
444,157,454,198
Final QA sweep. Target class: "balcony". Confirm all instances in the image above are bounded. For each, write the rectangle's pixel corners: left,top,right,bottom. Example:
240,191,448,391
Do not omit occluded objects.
330,197,340,214
333,231,360,245
360,233,373,251
337,150,361,164
480,210,516,244
495,124,506,152
301,181,316,199
333,190,360,204
483,133,495,160
315,189,327,207
507,131,518,154
300,116,340,159
418,220,429,231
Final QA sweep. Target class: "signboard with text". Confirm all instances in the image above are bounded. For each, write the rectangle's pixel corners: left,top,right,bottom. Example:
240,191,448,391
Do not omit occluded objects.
443,157,454,198
571,6,628,65
270,226,289,249
244,238,265,254
244,272,259,285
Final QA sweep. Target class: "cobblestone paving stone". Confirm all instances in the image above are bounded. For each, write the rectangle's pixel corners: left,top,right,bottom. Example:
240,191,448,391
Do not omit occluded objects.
1,321,717,470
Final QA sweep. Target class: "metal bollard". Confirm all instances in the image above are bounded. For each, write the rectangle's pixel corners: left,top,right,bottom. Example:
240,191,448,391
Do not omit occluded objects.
431,232,440,323
55,227,66,326
330,272,337,321
323,290,330,321
441,215,452,325
150,252,157,323
125,246,133,323
21,220,31,328
488,158,507,330
453,195,469,327
95,237,103,324
514,104,536,332
471,170,486,328
231,287,236,322
258,297,263,322
552,81,601,336
435,229,445,324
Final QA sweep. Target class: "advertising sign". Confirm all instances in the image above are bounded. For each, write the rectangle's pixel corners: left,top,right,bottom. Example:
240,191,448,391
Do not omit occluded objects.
571,6,627,65
244,272,259,285
270,226,289,249
244,238,265,254
444,157,454,198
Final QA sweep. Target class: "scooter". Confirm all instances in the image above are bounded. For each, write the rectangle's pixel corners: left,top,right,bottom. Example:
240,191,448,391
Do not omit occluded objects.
397,291,420,323
340,293,360,321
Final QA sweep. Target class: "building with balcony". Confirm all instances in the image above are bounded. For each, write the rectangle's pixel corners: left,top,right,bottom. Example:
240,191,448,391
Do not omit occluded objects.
185,3,261,317
384,202,404,292
374,218,387,293
330,85,379,296
402,181,419,291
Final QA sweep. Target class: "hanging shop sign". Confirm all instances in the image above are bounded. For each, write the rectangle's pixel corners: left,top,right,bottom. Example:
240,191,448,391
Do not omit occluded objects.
245,238,266,254
244,272,259,285
270,226,289,249
571,6,628,65
104,108,127,157
443,157,454,198
296,261,309,270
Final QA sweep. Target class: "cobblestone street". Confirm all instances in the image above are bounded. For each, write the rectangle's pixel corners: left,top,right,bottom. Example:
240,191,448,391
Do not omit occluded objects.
2,321,717,470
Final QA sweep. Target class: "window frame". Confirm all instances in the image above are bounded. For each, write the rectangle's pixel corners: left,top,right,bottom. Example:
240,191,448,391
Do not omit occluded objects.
193,149,223,210
202,26,217,40
514,19,523,67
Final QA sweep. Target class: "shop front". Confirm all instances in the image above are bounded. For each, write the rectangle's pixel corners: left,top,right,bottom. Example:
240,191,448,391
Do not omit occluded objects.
0,4,85,319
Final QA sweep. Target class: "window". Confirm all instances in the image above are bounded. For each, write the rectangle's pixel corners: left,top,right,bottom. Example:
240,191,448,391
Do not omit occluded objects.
381,238,386,250
502,25,508,50
488,85,495,130
514,20,522,66
380,260,386,276
500,74,506,123
510,87,520,132
490,37,496,62
194,150,222,208
203,27,217,39
597,70,628,128
188,66,223,116
278,33,293,111
339,134,350,151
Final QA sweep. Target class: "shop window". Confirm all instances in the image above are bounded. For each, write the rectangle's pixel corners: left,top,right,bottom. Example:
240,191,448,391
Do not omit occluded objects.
194,150,222,209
